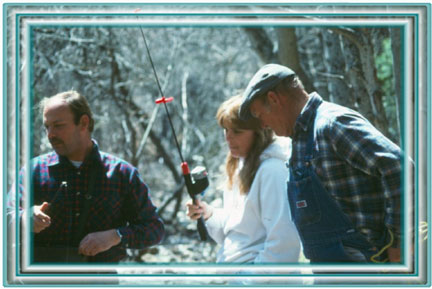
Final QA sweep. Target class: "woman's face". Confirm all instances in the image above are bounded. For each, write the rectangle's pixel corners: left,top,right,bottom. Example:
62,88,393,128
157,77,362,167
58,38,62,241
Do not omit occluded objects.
224,127,255,158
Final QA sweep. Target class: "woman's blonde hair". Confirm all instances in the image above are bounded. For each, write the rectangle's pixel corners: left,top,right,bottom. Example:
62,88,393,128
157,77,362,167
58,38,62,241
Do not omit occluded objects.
216,95,274,194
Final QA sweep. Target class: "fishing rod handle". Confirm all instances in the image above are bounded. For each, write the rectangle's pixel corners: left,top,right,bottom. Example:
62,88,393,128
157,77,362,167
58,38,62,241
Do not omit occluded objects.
197,215,208,241
191,196,209,241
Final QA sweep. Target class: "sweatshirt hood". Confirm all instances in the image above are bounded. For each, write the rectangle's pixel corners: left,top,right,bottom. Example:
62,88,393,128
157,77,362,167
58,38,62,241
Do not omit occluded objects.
260,137,291,162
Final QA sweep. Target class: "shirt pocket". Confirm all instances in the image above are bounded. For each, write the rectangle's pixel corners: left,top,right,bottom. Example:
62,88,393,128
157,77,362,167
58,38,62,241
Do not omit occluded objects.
287,176,322,227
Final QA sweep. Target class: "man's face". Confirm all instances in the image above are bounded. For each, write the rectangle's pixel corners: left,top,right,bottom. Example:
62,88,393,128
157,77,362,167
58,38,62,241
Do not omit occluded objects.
43,100,85,161
249,93,290,137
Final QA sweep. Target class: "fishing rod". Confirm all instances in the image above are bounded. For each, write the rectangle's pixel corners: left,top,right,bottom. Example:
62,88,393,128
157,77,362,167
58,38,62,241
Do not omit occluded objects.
139,27,209,241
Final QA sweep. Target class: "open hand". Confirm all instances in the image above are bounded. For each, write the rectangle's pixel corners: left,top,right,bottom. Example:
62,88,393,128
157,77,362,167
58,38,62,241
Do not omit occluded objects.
33,202,51,233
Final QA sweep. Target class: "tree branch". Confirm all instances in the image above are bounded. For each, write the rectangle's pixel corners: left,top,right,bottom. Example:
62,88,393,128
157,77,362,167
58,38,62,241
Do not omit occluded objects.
331,27,363,48
243,27,277,63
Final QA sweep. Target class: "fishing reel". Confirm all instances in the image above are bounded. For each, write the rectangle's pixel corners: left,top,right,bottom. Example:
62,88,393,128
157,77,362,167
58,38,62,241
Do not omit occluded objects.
182,163,209,241
188,166,209,199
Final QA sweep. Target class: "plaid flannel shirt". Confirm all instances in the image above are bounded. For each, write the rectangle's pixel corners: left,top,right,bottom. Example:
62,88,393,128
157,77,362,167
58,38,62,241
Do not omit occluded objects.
289,93,404,247
8,141,165,262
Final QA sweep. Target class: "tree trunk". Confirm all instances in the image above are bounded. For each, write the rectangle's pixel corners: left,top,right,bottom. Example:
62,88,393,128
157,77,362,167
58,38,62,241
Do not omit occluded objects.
389,27,402,140
243,27,277,64
358,28,390,136
335,28,390,137
243,27,316,94
321,29,353,107
277,28,316,93
339,34,374,119
108,39,139,166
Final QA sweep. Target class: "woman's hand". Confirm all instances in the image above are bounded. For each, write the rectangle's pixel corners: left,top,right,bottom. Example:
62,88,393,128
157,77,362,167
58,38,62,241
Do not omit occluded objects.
186,200,213,221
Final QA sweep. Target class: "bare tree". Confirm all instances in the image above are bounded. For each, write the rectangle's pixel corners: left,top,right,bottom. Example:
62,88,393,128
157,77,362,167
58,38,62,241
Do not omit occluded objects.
321,29,352,107
390,27,402,138
277,28,316,93
332,27,390,136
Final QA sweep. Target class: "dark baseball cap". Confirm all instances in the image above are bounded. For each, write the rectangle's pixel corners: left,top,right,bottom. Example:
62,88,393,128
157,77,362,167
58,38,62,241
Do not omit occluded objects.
239,64,295,120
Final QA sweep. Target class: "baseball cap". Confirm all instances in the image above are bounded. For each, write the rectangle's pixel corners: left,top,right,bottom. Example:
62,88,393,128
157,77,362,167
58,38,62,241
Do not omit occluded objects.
239,64,295,120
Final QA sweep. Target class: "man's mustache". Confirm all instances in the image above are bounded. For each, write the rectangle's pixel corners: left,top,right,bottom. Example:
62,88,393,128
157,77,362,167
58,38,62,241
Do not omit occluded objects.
49,138,63,145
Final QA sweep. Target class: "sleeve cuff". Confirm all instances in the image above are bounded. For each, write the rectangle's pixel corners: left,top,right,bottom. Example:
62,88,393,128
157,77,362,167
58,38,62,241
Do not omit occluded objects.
116,227,128,248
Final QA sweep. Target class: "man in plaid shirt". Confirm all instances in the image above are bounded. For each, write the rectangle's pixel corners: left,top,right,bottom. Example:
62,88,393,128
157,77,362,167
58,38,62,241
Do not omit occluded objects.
239,64,409,263
8,90,165,263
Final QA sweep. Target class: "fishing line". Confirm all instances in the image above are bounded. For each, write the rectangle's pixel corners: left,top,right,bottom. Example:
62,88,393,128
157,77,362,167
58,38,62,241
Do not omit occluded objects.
139,27,185,164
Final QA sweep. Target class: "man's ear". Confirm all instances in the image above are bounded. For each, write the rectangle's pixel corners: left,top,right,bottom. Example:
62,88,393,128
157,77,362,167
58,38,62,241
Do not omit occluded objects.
79,115,90,131
267,90,281,106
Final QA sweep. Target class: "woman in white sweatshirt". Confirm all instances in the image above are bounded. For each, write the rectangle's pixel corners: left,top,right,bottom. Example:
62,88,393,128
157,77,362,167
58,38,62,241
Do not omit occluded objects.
187,95,300,263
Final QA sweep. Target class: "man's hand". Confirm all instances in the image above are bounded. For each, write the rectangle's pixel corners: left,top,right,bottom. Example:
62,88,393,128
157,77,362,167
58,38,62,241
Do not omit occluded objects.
33,202,51,233
78,229,121,257
387,247,401,263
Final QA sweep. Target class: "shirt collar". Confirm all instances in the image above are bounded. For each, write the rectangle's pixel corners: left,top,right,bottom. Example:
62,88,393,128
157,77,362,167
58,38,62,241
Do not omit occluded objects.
293,92,323,135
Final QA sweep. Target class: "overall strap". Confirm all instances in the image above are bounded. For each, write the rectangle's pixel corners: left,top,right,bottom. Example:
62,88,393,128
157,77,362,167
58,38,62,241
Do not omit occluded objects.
288,99,321,177
304,104,320,162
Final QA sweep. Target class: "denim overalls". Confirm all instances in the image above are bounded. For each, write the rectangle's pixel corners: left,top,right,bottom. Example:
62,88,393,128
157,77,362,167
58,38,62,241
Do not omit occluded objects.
287,106,390,263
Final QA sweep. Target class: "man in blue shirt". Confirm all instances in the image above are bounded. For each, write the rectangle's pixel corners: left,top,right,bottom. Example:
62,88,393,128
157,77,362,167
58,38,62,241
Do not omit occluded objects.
239,64,409,263
8,90,165,263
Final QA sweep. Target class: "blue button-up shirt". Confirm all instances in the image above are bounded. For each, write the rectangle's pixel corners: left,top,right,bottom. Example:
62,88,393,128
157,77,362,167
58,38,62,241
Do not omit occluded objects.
8,141,165,262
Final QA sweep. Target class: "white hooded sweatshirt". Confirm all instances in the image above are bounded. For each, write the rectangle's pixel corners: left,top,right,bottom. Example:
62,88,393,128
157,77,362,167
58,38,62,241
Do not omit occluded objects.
206,138,301,263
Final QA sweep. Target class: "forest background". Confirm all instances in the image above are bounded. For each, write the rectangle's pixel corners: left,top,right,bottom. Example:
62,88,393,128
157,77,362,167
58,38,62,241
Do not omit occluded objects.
9,7,407,264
